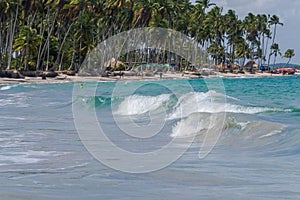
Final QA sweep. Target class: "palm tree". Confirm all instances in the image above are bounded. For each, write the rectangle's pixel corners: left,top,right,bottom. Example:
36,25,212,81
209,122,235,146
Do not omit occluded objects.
235,38,250,67
0,0,296,73
283,49,295,67
244,13,259,61
270,43,281,69
196,0,216,12
267,15,283,67
6,0,20,70
132,0,154,27
190,0,216,48
224,9,243,64
204,6,224,65
269,15,283,47
173,0,192,33
0,0,10,69
256,14,270,65
14,26,42,70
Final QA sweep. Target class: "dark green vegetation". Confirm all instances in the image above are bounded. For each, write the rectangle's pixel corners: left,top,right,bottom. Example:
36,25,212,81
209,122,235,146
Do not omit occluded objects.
0,0,295,72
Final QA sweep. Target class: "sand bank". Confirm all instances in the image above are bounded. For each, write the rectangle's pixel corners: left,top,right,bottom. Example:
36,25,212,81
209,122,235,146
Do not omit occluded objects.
0,71,294,85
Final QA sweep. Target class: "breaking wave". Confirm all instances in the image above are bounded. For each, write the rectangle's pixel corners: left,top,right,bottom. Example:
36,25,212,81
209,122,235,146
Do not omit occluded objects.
77,90,292,144
79,91,291,117
167,91,290,120
114,94,172,115
0,85,17,91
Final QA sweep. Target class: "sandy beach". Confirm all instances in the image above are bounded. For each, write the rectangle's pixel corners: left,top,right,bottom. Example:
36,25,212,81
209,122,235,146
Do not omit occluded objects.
0,71,292,85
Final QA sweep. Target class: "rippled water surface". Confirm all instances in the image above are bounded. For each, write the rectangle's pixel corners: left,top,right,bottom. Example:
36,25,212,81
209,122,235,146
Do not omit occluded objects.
0,76,300,199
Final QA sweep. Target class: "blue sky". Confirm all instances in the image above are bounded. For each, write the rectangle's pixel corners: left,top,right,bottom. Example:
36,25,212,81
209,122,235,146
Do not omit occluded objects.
192,0,300,64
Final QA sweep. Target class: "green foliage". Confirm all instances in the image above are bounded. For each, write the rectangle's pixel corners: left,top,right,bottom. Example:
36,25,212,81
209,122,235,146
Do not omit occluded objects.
283,49,295,59
0,0,294,71
283,49,295,65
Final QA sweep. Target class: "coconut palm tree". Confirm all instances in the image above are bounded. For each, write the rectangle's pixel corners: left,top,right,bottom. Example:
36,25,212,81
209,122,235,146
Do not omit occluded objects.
269,15,283,47
196,0,216,12
204,6,224,65
14,26,42,70
270,43,281,69
6,0,20,70
244,13,259,61
224,9,243,64
0,0,11,69
267,15,283,67
283,49,295,67
0,0,296,73
256,14,270,65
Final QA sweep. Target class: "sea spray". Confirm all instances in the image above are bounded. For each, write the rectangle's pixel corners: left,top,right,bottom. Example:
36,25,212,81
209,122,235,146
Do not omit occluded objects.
114,94,171,115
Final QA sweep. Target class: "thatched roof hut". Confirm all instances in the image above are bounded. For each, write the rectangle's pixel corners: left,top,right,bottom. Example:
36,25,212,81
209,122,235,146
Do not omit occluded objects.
216,62,240,72
244,60,259,69
104,58,126,70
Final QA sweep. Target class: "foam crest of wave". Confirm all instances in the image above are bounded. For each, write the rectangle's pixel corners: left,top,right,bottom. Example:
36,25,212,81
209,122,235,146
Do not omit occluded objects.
0,85,17,91
168,91,224,120
167,91,287,120
171,112,230,138
115,94,171,115
171,112,285,145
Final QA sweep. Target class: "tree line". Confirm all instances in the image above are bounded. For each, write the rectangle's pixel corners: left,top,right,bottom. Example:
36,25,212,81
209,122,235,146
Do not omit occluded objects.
0,0,295,72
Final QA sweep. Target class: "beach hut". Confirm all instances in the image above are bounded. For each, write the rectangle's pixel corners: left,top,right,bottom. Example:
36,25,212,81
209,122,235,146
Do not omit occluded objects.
216,62,240,72
104,58,126,71
244,60,258,73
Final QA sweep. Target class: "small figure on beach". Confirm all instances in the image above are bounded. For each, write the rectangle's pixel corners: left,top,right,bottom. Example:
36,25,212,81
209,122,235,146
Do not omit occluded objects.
120,71,125,79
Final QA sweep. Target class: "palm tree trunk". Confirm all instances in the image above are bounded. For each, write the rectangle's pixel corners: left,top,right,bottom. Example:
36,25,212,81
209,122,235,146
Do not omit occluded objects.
56,22,74,70
268,24,277,68
38,9,58,70
6,5,19,70
273,54,277,68
0,28,3,69
36,19,46,71
284,57,291,68
69,39,76,71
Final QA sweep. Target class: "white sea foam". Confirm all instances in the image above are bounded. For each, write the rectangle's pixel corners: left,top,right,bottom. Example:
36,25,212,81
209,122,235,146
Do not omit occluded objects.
114,91,286,120
259,130,283,139
0,85,17,91
115,94,171,115
0,116,26,120
167,91,286,120
0,151,66,165
167,91,224,120
0,93,29,107
171,113,210,138
171,112,227,138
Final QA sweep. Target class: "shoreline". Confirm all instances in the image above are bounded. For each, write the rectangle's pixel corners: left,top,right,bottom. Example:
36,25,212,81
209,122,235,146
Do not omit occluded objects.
0,71,298,85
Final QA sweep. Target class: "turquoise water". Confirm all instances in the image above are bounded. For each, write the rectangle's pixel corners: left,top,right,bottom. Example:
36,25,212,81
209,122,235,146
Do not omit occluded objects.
0,76,300,199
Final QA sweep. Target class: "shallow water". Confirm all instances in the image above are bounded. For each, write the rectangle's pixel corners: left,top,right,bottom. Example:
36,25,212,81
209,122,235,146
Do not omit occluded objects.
0,76,300,199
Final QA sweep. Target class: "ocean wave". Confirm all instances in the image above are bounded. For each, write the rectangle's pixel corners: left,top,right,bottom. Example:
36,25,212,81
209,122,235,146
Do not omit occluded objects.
167,91,290,120
258,130,283,139
78,91,293,120
171,112,228,138
114,94,171,115
170,113,286,147
0,150,64,165
0,85,17,91
0,93,30,108
76,95,126,109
